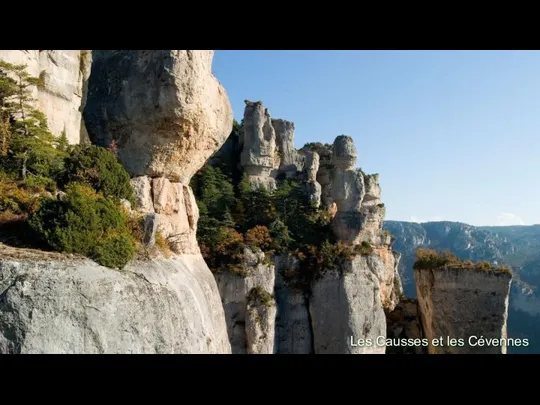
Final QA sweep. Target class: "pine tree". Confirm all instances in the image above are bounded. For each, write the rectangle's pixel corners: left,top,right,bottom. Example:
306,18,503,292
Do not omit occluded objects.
222,208,236,228
0,60,65,179
56,129,69,152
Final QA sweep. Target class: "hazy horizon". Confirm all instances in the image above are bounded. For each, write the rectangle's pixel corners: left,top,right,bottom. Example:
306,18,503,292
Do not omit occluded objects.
212,50,540,227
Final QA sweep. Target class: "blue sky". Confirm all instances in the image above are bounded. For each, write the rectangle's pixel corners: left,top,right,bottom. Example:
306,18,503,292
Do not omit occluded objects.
212,50,540,226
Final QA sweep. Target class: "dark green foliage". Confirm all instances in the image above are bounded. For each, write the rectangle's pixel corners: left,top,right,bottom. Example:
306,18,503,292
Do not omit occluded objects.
268,219,292,253
92,233,137,269
56,129,70,153
302,142,332,156
58,144,135,205
25,174,57,192
28,183,136,269
0,61,67,180
0,61,142,269
192,165,236,222
191,160,364,291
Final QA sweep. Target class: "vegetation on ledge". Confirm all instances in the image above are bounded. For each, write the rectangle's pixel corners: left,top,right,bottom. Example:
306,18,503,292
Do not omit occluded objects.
247,286,274,308
413,248,512,275
191,133,375,292
0,60,154,269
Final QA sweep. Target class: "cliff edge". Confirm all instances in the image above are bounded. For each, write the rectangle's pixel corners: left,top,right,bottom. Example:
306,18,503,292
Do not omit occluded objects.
0,50,233,354
414,250,512,354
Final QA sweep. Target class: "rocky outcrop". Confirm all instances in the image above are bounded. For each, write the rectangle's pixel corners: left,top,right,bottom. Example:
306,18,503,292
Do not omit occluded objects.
84,50,233,257
330,136,366,244
330,137,387,246
309,248,403,354
0,50,92,144
314,145,334,209
0,50,234,354
129,175,200,254
214,248,276,354
0,250,230,354
415,267,512,354
358,174,386,245
240,100,278,190
300,149,322,207
272,119,304,177
84,50,233,184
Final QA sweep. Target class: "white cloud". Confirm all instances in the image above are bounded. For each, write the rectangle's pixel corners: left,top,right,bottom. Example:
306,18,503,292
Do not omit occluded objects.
496,212,525,226
409,216,444,223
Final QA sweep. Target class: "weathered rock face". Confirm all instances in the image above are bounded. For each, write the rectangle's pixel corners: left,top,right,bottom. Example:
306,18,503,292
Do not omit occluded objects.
214,248,276,354
129,175,200,254
84,50,233,183
415,267,512,354
357,174,386,245
309,256,388,354
330,137,388,246
0,49,234,354
0,253,230,354
306,248,403,354
300,149,322,207
272,119,304,177
315,145,334,209
240,100,278,190
0,50,92,144
274,255,313,354
330,136,365,244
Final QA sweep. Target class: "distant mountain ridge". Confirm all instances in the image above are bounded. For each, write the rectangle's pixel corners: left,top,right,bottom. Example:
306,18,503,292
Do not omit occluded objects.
383,220,540,354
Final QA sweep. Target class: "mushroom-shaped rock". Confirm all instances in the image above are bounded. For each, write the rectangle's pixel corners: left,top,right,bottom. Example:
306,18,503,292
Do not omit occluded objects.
84,50,233,184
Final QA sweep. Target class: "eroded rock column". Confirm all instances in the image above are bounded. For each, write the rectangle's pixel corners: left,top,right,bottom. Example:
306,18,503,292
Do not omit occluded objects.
415,267,512,354
300,149,322,208
272,119,304,178
330,135,365,244
240,100,278,190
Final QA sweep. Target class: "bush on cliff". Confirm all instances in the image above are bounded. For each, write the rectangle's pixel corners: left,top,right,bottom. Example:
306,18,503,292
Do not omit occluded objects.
191,162,367,286
28,183,136,269
58,144,136,206
0,60,142,269
413,248,512,274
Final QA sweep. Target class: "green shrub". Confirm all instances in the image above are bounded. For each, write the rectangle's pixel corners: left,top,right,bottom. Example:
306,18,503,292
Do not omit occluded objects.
92,233,137,269
58,144,135,205
25,174,57,192
28,183,136,269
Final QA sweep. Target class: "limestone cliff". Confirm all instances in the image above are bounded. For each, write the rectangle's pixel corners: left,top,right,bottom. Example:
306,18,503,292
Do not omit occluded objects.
214,248,276,354
84,50,232,184
209,105,404,354
84,50,234,255
415,266,512,354
0,247,229,354
0,50,92,144
0,50,233,354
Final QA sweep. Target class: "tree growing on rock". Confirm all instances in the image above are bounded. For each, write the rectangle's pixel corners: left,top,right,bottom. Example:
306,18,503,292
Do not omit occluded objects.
0,60,66,180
